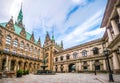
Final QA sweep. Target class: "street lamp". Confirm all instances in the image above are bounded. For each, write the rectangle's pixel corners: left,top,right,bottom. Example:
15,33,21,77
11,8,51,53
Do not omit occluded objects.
103,48,114,82
94,63,96,75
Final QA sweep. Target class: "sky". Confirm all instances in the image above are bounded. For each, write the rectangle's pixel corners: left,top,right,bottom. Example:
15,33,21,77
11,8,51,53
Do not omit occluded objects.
0,0,107,49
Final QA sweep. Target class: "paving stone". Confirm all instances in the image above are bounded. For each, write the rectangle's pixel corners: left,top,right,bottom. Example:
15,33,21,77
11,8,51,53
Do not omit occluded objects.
0,73,120,83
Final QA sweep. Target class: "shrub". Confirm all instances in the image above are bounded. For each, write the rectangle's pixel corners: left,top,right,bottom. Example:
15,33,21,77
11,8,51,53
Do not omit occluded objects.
16,69,23,77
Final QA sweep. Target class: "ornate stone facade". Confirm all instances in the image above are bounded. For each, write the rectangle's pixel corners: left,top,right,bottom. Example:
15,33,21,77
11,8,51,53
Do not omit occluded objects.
0,0,120,74
53,0,120,74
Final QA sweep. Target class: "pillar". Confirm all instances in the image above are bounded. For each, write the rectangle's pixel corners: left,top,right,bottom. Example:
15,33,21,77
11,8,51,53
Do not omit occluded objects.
14,61,18,72
75,63,79,72
107,28,113,42
103,59,107,70
79,62,82,71
111,19,119,35
8,59,11,71
112,52,120,74
89,61,92,71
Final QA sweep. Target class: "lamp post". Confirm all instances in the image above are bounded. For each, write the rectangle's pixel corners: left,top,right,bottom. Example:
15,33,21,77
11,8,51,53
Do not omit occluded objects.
103,48,114,82
94,63,96,75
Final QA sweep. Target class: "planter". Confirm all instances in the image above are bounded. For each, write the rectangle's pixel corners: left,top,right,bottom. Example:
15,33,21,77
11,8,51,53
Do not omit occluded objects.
16,69,23,77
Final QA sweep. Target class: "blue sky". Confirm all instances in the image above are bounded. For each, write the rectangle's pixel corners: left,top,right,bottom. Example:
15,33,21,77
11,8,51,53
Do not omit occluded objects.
0,0,107,49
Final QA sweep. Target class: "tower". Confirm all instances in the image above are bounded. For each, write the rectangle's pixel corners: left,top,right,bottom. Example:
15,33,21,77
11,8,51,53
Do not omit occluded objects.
43,31,55,71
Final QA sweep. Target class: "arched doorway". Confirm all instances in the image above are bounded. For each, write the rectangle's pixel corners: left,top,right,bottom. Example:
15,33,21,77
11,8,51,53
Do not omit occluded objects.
69,63,76,72
1,58,6,71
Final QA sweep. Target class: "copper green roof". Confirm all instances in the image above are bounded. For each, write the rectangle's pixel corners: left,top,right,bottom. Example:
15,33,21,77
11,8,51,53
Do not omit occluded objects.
14,24,22,35
26,32,31,40
0,22,7,27
0,22,38,45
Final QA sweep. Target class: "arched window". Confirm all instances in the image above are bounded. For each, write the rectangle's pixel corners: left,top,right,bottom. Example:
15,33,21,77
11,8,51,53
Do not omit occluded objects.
66,54,70,60
60,56,63,61
20,41,24,49
13,38,18,47
30,46,33,53
25,44,29,51
55,57,58,62
34,47,37,55
82,50,87,56
6,35,11,45
73,52,78,59
93,47,99,55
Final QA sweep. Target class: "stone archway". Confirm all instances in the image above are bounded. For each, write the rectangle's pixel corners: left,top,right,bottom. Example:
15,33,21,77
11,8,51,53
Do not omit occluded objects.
68,63,76,72
1,58,6,71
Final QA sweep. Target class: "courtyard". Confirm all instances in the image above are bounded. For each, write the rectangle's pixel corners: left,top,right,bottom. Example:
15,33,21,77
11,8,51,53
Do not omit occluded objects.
0,73,120,83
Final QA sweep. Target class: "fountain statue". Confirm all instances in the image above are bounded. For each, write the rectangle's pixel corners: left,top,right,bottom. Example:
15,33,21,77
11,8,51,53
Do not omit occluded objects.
36,54,55,75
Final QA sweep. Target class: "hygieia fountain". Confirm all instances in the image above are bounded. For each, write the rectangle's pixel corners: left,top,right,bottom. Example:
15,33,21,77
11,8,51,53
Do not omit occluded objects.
36,54,55,75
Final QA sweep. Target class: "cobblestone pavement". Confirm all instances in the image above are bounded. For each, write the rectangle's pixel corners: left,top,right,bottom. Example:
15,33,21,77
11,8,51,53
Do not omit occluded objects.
0,73,120,83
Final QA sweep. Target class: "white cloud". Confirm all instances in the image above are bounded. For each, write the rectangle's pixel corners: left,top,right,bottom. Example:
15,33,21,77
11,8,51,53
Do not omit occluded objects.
72,0,86,4
56,10,105,48
0,0,107,49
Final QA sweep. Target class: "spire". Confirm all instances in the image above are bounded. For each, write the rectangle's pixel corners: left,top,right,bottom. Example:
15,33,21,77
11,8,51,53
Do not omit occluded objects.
38,37,41,47
17,3,23,24
30,31,35,42
61,40,63,48
52,28,55,41
6,16,14,31
45,31,50,42
16,3,24,28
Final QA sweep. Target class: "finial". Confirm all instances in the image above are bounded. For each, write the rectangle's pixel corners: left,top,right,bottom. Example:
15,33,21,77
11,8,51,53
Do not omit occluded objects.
52,27,55,41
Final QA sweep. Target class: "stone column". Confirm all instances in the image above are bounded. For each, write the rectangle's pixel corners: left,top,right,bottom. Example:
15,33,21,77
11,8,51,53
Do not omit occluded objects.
8,59,11,71
14,61,18,72
103,59,107,70
79,62,82,71
107,28,113,42
117,7,120,17
111,19,119,35
89,61,92,71
75,63,79,72
66,64,68,72
112,52,120,74
58,65,60,72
